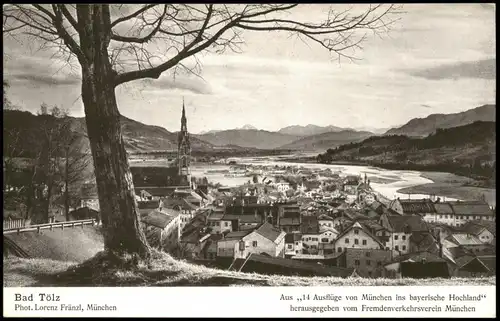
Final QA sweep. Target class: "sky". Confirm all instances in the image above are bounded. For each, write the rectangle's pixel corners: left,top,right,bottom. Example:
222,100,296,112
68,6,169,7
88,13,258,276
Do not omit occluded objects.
3,4,496,134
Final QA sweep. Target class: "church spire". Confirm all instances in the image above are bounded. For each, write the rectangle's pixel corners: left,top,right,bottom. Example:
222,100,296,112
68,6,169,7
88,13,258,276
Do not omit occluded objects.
181,97,187,130
178,98,191,186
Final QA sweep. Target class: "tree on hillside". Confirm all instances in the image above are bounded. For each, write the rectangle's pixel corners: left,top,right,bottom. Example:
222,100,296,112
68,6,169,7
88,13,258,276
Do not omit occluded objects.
4,4,402,260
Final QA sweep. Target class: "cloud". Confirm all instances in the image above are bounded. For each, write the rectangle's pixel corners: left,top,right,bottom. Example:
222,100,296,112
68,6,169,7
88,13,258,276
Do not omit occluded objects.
9,73,80,86
4,54,81,87
406,59,496,80
141,75,213,95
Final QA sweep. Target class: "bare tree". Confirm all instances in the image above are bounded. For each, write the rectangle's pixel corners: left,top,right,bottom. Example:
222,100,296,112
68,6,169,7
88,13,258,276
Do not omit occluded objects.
3,4,402,260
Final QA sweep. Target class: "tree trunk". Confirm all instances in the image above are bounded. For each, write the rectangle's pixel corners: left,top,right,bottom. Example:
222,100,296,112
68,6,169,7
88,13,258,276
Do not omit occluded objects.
77,5,150,258
64,152,70,221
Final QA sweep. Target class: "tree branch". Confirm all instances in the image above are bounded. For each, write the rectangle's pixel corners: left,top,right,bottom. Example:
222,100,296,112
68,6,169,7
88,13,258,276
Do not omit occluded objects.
110,4,158,28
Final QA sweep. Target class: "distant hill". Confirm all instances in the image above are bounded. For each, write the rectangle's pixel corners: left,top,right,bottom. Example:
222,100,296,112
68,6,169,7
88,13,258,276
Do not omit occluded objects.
3,110,215,155
194,129,300,149
279,130,375,151
385,104,496,137
319,121,496,180
278,124,346,136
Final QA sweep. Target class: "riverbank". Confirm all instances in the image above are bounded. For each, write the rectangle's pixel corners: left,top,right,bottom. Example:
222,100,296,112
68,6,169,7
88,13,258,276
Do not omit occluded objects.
397,172,496,207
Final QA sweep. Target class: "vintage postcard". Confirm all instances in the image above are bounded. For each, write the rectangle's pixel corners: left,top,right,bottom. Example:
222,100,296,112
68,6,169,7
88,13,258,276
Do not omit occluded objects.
3,3,496,318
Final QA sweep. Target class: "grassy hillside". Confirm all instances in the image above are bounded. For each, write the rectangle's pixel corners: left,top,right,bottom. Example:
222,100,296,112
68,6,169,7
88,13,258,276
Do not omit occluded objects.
4,251,495,287
195,129,301,149
4,226,104,263
280,130,374,151
385,104,495,137
318,121,496,183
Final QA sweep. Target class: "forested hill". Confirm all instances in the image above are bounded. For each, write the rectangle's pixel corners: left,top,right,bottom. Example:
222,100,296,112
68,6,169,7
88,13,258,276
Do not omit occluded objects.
3,109,215,156
317,121,496,181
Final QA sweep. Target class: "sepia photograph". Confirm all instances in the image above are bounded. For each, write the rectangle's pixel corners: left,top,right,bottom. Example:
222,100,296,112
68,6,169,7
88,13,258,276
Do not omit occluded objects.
2,3,496,317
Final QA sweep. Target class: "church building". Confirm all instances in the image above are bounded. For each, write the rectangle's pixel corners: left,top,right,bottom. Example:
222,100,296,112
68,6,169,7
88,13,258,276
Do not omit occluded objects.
131,99,194,198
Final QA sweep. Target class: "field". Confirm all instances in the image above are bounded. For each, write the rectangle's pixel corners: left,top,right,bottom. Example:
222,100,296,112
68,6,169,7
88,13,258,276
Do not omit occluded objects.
3,251,496,287
397,171,496,206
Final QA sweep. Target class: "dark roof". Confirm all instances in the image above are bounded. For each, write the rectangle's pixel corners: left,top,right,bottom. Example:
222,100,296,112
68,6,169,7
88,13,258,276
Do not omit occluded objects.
386,215,429,233
477,256,496,273
433,203,454,214
461,222,489,236
222,215,262,224
399,199,435,214
465,220,496,236
255,222,284,242
360,220,388,233
285,233,302,243
317,214,333,221
458,257,491,273
137,200,159,209
135,187,177,197
400,261,450,278
161,197,198,211
68,206,100,220
410,232,439,253
386,251,445,265
141,209,179,229
448,201,493,216
222,230,253,241
301,215,319,234
239,253,355,278
279,217,301,226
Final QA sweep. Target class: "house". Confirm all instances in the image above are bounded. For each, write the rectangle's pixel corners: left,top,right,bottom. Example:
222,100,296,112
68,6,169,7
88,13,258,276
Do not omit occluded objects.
206,210,230,234
384,251,450,278
317,214,335,232
138,189,153,201
274,181,291,193
285,233,303,258
222,214,263,231
67,206,100,222
336,248,392,278
141,208,181,253
278,216,302,233
160,196,198,230
343,175,360,195
379,214,430,256
217,222,286,259
233,253,355,277
444,233,492,254
199,234,223,261
137,200,160,217
426,202,455,225
178,210,212,259
400,261,450,278
80,188,99,211
388,198,435,217
409,232,440,255
448,201,495,224
334,222,385,254
277,203,301,232
454,255,496,277
461,221,495,244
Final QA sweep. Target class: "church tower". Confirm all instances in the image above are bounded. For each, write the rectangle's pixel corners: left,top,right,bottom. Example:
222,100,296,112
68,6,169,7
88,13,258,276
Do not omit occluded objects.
177,98,191,187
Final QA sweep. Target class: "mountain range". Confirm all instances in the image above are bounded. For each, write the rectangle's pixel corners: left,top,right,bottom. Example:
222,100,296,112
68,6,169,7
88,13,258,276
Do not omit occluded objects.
385,104,495,137
4,104,495,153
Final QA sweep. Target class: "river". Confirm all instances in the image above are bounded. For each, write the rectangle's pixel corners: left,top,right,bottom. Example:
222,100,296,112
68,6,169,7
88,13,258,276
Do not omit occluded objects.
189,155,460,202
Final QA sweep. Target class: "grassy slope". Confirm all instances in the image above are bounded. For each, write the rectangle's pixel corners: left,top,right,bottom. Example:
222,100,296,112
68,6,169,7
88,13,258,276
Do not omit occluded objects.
5,226,104,263
3,251,496,287
397,172,496,206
